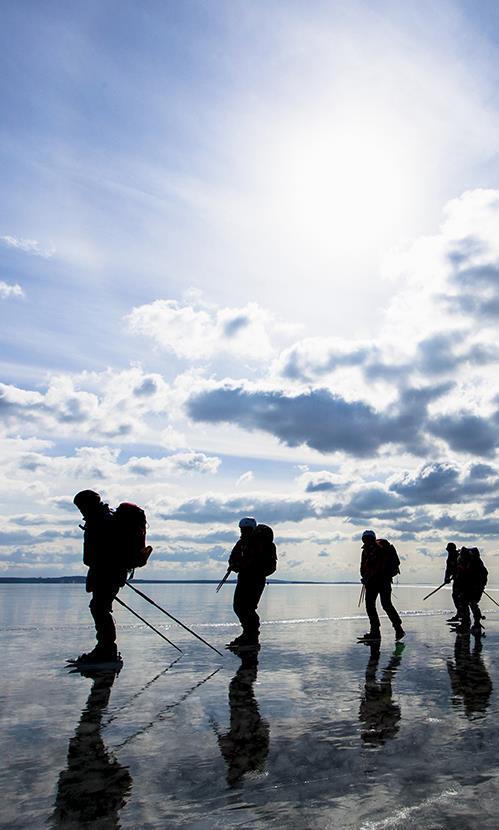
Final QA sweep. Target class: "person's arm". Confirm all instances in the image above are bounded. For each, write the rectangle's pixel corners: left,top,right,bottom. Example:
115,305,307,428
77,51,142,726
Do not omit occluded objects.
228,540,243,573
360,548,367,582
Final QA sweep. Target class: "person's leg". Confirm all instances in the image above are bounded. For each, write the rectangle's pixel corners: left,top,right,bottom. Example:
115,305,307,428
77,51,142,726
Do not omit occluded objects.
379,583,403,632
89,584,119,655
364,584,381,634
470,601,482,626
234,577,265,642
457,594,471,628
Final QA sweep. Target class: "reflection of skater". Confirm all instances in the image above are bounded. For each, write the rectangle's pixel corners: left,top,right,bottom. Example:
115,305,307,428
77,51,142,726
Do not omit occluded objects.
51,668,132,828
359,530,405,642
227,518,277,650
73,490,128,664
444,542,460,622
447,632,492,719
359,641,404,745
454,547,488,633
216,651,270,787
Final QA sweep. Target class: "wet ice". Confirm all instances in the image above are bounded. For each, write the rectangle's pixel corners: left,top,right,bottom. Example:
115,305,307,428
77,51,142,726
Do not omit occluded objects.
1,583,499,829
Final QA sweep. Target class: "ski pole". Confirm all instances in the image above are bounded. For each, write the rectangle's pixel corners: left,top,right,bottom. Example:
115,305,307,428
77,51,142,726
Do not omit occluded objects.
115,596,183,653
358,584,365,607
422,582,447,601
216,568,231,593
483,590,499,609
126,582,224,657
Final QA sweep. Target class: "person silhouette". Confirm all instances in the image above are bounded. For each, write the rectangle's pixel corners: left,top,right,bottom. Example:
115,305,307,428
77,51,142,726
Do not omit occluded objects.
358,641,405,745
216,651,270,787
50,667,132,828
73,490,128,665
447,631,492,719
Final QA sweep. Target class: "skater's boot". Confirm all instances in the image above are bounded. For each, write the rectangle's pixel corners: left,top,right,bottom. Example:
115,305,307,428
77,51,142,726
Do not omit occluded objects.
226,634,245,648
395,626,406,641
358,630,381,642
73,643,119,665
232,632,260,651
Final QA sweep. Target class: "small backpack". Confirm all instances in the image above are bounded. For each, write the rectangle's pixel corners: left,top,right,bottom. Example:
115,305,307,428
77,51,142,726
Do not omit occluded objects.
114,502,153,573
255,524,277,576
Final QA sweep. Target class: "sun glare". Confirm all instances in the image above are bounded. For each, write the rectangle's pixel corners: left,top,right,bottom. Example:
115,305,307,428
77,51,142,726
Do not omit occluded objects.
254,109,421,254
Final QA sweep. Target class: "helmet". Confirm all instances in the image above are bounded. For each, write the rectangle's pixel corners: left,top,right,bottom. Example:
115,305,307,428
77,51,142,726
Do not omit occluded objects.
239,517,257,529
73,490,101,508
446,542,457,551
361,529,376,541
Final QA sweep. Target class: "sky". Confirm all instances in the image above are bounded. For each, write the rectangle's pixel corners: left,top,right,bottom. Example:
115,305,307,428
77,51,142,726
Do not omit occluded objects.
2,0,499,582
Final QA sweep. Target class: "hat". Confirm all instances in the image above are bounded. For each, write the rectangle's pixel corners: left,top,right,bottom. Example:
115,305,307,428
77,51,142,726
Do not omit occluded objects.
446,542,457,551
362,529,376,541
239,517,257,529
73,490,101,508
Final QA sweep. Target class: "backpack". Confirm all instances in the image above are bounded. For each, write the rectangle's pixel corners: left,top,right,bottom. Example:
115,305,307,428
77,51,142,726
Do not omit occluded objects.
114,502,153,573
255,524,277,576
377,539,400,578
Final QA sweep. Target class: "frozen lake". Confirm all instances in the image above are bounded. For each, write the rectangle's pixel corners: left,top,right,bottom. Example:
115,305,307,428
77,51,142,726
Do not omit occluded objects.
1,582,499,829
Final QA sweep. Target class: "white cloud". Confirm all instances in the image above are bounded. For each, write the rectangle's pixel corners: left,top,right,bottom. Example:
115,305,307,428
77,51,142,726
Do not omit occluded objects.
126,298,293,361
236,471,254,487
0,281,24,299
0,367,179,445
0,235,55,258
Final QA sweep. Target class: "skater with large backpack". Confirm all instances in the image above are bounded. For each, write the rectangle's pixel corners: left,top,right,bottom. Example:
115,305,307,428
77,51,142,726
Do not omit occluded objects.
453,546,488,634
359,530,405,642
226,518,277,651
72,490,152,666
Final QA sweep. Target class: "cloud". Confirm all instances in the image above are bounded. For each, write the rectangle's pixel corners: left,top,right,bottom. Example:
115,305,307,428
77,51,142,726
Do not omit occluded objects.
0,281,24,299
298,471,345,493
126,451,220,477
159,493,321,524
187,381,451,457
236,471,254,486
275,338,373,382
126,299,281,361
0,235,55,257
0,368,178,445
4,445,221,484
428,413,499,457
389,461,499,504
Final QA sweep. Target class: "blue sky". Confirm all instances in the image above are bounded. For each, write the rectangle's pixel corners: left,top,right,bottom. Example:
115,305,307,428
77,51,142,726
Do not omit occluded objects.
3,0,499,581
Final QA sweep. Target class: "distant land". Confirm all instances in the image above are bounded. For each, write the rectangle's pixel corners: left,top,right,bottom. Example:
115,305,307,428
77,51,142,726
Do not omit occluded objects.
0,576,356,585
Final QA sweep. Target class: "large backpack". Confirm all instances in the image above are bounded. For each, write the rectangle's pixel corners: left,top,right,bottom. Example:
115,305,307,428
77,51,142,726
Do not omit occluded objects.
377,538,400,578
255,524,277,576
114,502,153,574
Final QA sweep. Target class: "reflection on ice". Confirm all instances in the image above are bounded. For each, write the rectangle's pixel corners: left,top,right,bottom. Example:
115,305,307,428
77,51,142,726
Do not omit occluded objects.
359,642,404,746
214,651,270,787
1,583,499,829
50,667,132,828
447,632,493,719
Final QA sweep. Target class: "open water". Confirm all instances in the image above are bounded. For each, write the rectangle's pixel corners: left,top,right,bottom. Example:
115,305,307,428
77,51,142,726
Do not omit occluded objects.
1,582,498,830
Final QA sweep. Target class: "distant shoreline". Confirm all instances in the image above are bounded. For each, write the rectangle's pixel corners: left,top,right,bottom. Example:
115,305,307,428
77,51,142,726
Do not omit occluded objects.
0,577,484,588
0,576,355,585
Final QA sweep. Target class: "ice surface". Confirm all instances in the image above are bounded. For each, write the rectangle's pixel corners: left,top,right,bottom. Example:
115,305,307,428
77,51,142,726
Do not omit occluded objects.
1,582,498,829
